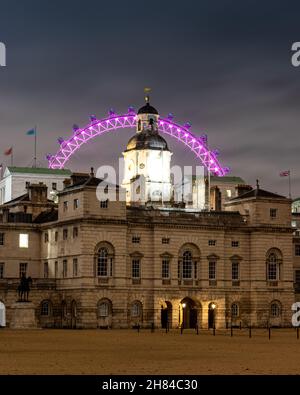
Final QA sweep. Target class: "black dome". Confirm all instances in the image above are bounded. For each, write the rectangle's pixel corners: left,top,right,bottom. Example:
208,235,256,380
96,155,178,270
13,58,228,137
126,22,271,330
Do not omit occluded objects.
126,130,169,151
137,102,158,115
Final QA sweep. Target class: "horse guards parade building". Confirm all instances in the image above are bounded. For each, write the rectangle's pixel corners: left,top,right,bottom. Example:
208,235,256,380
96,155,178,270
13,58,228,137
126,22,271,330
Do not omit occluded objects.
0,96,299,330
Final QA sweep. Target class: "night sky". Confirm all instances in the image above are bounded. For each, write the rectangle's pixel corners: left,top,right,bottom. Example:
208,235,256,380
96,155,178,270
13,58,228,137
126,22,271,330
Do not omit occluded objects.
0,0,299,197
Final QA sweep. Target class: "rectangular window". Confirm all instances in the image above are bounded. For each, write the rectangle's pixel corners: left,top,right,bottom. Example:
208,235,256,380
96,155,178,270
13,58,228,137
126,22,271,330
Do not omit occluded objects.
73,258,78,277
231,241,239,247
63,260,67,278
226,189,232,198
132,259,140,278
19,262,27,277
132,236,141,244
162,260,170,278
73,199,79,210
55,231,58,242
44,232,49,243
209,261,216,280
295,245,300,256
194,261,197,279
162,237,170,244
295,270,300,283
268,263,277,280
232,261,239,280
63,201,68,212
63,229,68,240
182,260,192,279
100,200,108,209
0,263,4,279
0,233,4,245
73,227,78,238
19,234,29,248
55,261,58,278
52,182,57,190
208,239,216,246
44,262,49,279
270,208,277,219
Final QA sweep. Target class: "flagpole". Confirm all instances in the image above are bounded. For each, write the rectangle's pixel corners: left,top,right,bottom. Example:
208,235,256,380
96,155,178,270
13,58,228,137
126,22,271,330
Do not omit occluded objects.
34,125,37,168
11,146,13,167
288,170,291,199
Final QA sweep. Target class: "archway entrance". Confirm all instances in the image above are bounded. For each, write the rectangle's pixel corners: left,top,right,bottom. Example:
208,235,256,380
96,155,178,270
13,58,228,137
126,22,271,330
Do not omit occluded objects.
0,301,6,327
180,298,199,329
208,302,216,328
161,301,172,329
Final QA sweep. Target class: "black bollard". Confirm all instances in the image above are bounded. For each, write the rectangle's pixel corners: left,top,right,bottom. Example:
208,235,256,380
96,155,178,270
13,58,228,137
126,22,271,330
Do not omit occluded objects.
137,324,140,333
180,325,183,335
249,325,252,338
239,321,242,330
196,324,199,335
297,327,299,340
268,326,271,340
230,325,233,337
213,324,216,336
151,322,154,333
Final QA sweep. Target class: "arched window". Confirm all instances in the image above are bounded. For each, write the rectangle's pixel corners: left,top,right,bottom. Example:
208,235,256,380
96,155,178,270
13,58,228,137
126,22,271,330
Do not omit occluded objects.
131,301,142,317
231,303,239,318
97,299,112,318
96,243,114,277
182,251,192,279
267,252,279,281
41,300,51,316
270,302,280,317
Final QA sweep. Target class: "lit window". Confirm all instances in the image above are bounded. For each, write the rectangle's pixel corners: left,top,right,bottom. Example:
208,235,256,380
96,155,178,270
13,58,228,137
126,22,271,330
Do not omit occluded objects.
227,189,232,198
19,234,29,248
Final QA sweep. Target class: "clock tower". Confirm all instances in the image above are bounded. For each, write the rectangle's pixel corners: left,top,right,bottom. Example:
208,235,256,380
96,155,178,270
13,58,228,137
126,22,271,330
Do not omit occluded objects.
122,94,172,206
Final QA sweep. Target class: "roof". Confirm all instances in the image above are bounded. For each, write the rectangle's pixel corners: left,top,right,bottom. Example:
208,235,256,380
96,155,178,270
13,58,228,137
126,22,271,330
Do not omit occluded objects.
210,176,245,184
137,102,159,115
230,187,286,201
7,167,72,176
126,130,169,151
63,174,119,192
34,209,58,223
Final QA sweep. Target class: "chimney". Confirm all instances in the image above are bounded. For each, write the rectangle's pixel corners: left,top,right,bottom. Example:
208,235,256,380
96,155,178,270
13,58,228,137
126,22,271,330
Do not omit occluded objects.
63,178,71,188
28,183,48,204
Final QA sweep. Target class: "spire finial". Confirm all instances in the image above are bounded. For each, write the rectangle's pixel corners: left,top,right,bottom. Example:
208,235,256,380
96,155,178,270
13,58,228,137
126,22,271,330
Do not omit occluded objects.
256,179,259,189
144,87,151,103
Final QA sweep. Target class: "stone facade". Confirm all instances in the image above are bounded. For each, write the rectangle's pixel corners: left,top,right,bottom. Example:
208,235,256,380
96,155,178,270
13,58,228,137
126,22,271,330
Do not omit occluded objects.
0,175,296,329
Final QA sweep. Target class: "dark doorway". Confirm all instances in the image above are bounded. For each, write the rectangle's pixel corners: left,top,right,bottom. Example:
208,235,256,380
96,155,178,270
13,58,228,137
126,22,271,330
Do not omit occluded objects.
181,297,199,329
161,301,172,328
208,303,216,328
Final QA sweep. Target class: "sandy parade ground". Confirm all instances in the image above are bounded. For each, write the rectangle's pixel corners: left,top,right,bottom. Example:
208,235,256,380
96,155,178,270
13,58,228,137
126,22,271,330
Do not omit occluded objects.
1,328,300,375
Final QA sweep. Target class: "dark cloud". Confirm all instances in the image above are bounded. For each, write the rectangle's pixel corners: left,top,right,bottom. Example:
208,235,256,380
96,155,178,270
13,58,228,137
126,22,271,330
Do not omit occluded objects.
0,0,300,197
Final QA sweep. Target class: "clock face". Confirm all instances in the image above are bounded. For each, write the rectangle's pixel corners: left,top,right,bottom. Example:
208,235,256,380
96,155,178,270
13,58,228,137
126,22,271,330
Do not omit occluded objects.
139,163,145,169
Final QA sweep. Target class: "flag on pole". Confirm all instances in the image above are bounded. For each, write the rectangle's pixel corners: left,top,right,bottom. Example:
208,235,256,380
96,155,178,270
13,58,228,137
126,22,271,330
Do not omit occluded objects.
26,128,36,136
279,170,290,177
4,147,12,156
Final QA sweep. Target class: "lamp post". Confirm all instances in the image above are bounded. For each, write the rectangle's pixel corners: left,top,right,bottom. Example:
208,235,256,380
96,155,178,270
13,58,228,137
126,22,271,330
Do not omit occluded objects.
181,303,186,333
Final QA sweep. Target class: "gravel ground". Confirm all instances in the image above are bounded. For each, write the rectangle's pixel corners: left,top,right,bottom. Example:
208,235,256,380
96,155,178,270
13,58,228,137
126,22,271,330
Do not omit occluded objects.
0,328,300,375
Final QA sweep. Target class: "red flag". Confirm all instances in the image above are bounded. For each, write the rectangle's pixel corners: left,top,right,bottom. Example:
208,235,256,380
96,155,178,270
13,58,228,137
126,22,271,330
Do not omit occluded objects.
4,147,12,156
280,170,290,177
